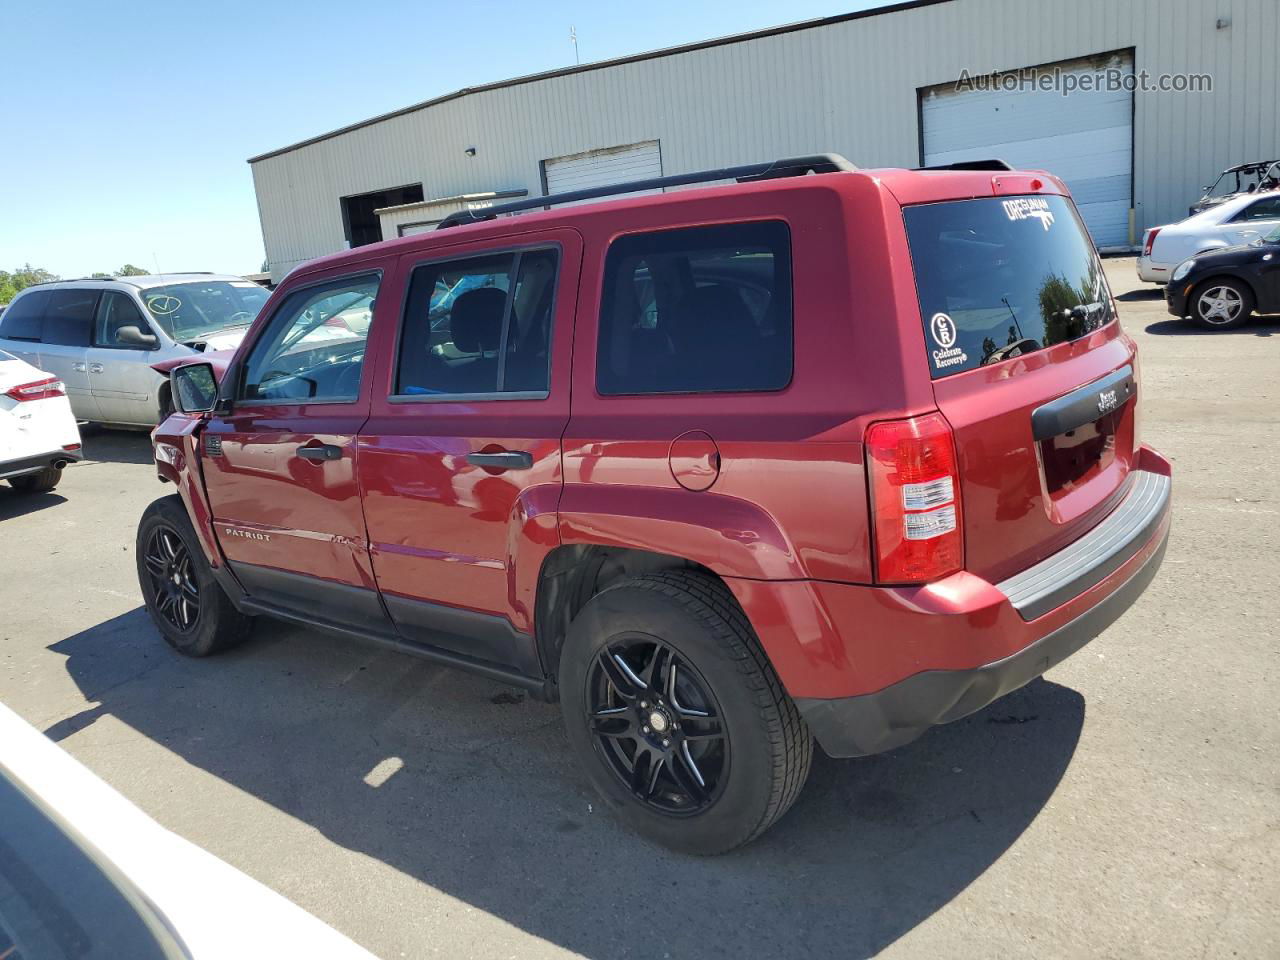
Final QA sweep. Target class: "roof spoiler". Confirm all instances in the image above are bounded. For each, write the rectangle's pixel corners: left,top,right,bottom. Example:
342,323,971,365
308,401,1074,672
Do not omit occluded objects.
436,153,857,229
916,159,1014,172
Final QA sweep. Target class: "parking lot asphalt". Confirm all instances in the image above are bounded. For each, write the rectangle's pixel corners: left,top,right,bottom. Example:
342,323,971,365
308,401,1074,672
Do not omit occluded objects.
1,257,1276,959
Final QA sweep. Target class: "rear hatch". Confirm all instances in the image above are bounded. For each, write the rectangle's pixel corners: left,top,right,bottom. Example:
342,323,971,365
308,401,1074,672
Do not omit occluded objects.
903,193,1138,583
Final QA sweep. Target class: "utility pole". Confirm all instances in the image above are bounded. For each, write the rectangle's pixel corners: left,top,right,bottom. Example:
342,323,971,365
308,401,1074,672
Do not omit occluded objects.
570,25,579,65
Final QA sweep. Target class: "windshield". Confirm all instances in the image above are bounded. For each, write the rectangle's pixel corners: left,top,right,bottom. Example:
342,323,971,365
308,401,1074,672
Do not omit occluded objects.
141,281,269,342
904,194,1114,378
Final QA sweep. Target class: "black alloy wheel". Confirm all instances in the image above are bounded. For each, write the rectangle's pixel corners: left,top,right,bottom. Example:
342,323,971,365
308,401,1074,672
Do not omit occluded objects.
586,635,729,815
142,525,201,633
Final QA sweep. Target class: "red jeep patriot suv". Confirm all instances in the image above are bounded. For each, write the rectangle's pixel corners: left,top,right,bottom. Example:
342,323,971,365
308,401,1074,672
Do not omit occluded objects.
141,155,1172,854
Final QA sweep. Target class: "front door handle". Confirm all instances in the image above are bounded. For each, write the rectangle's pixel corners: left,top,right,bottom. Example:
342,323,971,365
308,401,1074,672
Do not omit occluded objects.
88,362,104,374
73,361,87,372
296,443,342,461
466,450,534,470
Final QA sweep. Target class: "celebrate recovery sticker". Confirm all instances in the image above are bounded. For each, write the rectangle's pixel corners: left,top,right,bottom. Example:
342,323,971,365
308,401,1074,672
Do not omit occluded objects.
930,312,968,370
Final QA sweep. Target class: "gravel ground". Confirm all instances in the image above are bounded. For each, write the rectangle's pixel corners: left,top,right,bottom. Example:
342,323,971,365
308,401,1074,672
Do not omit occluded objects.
0,257,1276,959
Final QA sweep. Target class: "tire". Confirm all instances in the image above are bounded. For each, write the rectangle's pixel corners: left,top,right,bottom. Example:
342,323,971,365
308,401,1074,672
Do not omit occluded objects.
8,467,62,493
1190,277,1255,329
136,495,253,657
559,571,811,854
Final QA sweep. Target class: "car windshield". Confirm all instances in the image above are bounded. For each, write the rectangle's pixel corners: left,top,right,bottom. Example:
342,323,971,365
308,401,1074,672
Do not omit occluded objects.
140,281,270,342
903,194,1115,378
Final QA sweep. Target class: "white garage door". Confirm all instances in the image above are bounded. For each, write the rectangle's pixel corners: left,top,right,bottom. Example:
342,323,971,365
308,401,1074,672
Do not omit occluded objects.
544,141,662,201
922,51,1134,248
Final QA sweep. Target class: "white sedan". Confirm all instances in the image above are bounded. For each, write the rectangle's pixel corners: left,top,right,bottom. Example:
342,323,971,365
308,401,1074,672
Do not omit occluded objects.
1138,190,1280,284
0,348,82,493
0,700,378,959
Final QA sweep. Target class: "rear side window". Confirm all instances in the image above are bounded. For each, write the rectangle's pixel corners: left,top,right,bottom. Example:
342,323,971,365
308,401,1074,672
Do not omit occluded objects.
0,290,51,342
395,248,558,397
597,221,792,395
42,289,98,347
903,195,1114,378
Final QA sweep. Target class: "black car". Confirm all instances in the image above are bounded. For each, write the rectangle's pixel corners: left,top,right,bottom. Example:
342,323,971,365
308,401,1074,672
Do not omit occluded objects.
1166,224,1280,329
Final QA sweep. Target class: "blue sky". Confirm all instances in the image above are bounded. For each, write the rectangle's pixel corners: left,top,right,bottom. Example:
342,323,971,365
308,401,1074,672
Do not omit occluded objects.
1,1,889,279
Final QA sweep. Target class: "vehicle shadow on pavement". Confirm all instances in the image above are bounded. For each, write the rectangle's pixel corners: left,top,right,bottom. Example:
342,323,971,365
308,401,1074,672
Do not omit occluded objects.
1144,318,1280,337
0,489,68,521
50,609,1085,960
1116,288,1165,301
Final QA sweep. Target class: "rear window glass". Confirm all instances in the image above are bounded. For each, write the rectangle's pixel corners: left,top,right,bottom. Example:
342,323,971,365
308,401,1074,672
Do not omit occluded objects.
597,221,792,395
903,195,1114,378
0,290,50,342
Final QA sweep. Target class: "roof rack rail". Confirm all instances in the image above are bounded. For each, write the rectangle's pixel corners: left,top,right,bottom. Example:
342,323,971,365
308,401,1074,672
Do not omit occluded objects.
436,153,857,229
916,159,1014,172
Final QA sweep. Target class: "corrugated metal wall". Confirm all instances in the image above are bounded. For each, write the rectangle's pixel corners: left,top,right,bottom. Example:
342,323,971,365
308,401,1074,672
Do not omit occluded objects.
251,0,1279,281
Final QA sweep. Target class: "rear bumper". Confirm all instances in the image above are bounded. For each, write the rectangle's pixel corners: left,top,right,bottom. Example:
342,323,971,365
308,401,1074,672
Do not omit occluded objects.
1136,256,1171,284
0,448,83,481
728,447,1172,758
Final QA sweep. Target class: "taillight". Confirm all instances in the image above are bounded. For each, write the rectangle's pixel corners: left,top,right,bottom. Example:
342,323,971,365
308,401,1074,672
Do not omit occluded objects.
5,377,66,402
1143,227,1161,257
866,412,963,584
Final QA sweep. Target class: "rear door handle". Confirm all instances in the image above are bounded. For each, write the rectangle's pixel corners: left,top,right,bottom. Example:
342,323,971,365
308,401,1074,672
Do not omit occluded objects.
296,443,342,461
88,363,104,374
72,361,87,372
466,450,534,470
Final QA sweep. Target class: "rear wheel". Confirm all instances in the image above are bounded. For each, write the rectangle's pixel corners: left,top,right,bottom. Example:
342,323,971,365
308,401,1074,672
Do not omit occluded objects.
8,467,62,493
559,571,811,854
136,496,253,656
1191,278,1254,329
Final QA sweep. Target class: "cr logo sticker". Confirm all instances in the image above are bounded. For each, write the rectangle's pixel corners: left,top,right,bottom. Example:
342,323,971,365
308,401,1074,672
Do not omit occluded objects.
1097,388,1118,414
930,312,958,349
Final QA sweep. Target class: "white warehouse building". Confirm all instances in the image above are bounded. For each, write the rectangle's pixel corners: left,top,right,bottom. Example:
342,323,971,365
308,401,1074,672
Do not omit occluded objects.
249,0,1278,282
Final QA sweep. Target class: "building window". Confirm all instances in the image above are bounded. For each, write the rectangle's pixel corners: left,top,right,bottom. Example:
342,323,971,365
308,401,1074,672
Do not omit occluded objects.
340,184,424,247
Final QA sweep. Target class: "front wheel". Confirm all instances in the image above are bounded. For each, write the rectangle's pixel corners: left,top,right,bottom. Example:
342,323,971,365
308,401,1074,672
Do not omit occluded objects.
1191,278,1254,329
559,571,811,854
136,496,253,656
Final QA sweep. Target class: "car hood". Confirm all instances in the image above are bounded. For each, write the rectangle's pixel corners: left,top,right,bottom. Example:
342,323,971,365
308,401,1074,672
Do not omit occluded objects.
182,326,249,352
1191,241,1276,267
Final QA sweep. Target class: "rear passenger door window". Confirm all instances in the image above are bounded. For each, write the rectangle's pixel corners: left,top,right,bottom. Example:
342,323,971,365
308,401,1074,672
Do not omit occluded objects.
41,290,98,347
395,248,559,398
597,221,793,395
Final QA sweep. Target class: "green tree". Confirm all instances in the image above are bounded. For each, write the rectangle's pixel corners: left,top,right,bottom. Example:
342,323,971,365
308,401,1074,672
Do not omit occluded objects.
117,263,148,276
0,264,59,303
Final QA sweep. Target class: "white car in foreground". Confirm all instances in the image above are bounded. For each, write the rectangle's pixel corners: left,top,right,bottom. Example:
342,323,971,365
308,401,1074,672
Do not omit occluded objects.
0,348,82,493
1138,191,1280,284
0,701,378,959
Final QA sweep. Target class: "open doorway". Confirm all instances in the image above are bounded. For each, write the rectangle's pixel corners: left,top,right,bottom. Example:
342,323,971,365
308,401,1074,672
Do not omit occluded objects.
340,183,424,247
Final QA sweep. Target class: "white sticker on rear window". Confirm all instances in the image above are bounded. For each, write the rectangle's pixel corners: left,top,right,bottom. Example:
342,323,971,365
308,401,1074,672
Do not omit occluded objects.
1002,197,1055,231
929,312,968,369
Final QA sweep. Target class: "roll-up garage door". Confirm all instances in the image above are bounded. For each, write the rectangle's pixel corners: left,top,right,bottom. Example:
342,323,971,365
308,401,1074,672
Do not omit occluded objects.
921,51,1134,248
543,141,663,201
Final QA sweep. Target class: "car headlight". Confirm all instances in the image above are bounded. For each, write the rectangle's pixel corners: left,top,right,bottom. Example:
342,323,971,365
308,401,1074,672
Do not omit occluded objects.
1172,259,1196,282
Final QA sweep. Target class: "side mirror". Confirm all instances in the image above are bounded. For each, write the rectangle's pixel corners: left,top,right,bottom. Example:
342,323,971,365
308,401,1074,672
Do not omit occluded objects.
116,324,159,348
171,362,220,414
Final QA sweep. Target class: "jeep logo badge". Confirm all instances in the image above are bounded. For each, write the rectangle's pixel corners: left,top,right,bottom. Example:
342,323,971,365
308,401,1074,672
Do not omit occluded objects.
1097,388,1118,414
